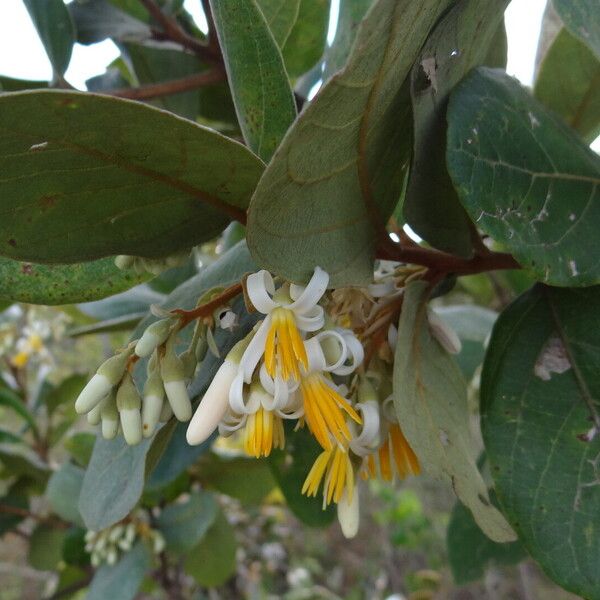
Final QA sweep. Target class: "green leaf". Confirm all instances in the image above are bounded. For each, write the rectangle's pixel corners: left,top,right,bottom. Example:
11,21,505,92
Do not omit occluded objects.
267,423,335,526
209,0,297,161
447,67,600,287
47,463,85,526
68,0,151,45
0,388,37,430
281,0,330,77
321,0,373,82
156,491,218,554
44,374,88,416
64,432,96,468
447,497,526,584
433,305,497,380
552,0,600,60
67,314,146,338
23,0,74,78
255,0,301,47
77,285,164,321
393,281,516,543
62,527,91,567
0,77,47,92
0,91,263,264
0,448,50,486
199,454,276,505
86,541,151,600
184,509,237,586
0,429,23,445
535,28,600,143
0,257,149,305
404,0,508,257
481,284,600,598
80,243,256,530
0,486,28,535
247,0,452,287
28,524,67,571
484,21,508,69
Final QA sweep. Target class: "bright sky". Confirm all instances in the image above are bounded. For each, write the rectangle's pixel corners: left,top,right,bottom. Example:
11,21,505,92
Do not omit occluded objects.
0,0,547,89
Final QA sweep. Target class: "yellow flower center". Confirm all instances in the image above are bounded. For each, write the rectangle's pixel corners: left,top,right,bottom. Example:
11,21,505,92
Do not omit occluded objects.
300,373,361,450
11,350,30,369
264,307,308,381
361,423,420,481
302,445,354,506
243,406,285,458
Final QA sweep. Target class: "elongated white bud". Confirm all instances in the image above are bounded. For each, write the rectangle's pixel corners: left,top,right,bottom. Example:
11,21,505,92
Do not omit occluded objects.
428,310,462,355
161,337,191,421
142,360,164,437
100,392,119,440
337,488,360,539
76,374,112,415
116,373,142,445
86,395,107,425
186,359,237,445
135,318,174,358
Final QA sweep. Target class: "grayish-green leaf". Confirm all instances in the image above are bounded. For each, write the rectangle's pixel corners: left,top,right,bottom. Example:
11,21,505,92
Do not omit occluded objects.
77,285,164,321
447,68,600,287
64,432,96,468
447,497,526,584
23,0,74,77
209,0,297,161
281,0,330,77
157,491,218,553
86,541,151,600
247,0,453,286
255,0,301,47
482,284,600,598
0,91,263,264
67,314,146,338
0,257,148,305
47,463,85,526
535,28,600,143
393,281,516,543
553,0,600,60
404,0,509,257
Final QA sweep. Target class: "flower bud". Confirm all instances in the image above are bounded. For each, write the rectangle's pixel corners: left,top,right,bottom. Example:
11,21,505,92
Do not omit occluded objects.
179,348,198,381
116,373,142,446
161,338,192,422
194,335,208,362
142,362,164,438
337,488,360,539
100,392,119,440
428,310,462,355
114,255,134,270
86,395,106,426
135,318,174,358
159,400,173,422
357,377,378,404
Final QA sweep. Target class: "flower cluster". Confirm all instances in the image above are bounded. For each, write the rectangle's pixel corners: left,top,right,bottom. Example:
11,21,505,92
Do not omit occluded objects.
85,516,165,567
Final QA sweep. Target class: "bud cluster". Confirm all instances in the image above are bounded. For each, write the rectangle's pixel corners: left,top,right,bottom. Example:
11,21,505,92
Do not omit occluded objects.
114,249,191,276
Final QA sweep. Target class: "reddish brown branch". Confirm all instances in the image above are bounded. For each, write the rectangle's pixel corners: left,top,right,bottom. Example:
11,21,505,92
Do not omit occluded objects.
172,282,244,327
0,504,66,527
108,69,225,101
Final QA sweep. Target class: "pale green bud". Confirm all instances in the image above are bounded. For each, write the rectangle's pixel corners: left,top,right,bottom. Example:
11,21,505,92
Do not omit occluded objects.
86,395,107,425
357,377,378,404
100,391,119,440
142,363,164,438
194,335,208,362
179,348,197,381
161,337,191,421
135,318,174,358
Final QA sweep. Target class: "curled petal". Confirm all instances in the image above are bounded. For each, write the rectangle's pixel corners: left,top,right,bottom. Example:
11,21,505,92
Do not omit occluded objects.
239,315,272,382
332,329,364,376
288,266,329,314
246,270,278,314
295,305,325,332
228,373,261,414
350,401,381,457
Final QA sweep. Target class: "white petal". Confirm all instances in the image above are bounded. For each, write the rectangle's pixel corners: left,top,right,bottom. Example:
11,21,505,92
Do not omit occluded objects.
387,324,398,350
239,315,271,382
317,330,348,373
350,401,380,456
429,310,462,354
246,270,278,314
332,330,364,376
337,488,360,539
304,337,327,373
186,360,237,445
228,372,261,414
288,266,329,314
295,305,325,332
75,374,112,414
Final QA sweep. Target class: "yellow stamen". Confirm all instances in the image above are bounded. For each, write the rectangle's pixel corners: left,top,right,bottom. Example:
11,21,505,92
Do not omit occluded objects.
264,308,308,381
302,445,354,506
389,423,420,477
243,407,285,458
300,374,362,450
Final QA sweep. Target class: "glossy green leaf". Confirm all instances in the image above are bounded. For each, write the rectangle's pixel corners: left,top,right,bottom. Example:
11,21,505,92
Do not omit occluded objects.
433,305,497,379
28,524,67,571
535,28,600,143
281,0,330,77
184,510,237,587
209,0,297,161
0,90,263,264
86,541,151,600
0,257,148,305
393,281,515,543
68,0,151,45
553,0,600,60
321,0,373,82
447,497,526,584
256,0,301,47
481,284,600,598
157,491,218,553
23,0,75,77
404,0,508,257
47,463,85,527
199,454,276,505
447,68,600,287
247,0,452,287
268,423,335,526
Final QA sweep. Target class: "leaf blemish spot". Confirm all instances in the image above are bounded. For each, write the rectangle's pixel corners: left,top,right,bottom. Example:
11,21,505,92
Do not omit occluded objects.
29,141,48,152
534,334,571,381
